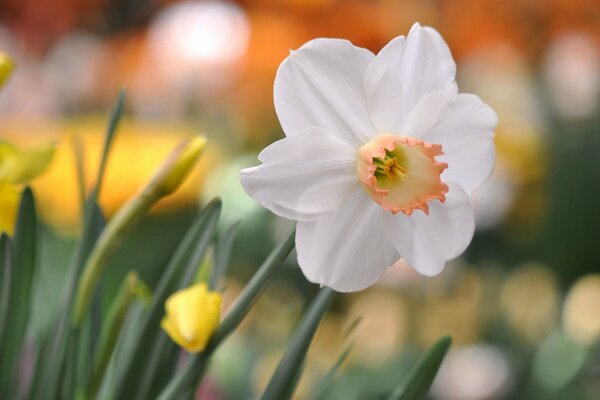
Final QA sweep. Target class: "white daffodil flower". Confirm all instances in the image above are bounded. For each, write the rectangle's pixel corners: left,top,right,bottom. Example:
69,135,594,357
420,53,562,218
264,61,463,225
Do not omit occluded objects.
241,23,498,292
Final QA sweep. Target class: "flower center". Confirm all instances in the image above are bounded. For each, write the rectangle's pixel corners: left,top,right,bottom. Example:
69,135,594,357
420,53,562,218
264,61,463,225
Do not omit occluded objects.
373,151,408,182
357,134,449,215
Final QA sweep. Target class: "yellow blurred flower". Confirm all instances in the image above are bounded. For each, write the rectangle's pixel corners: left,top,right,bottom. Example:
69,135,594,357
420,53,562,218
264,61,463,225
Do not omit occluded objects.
0,117,222,234
563,274,600,346
0,52,14,88
0,140,55,234
161,283,222,353
499,263,559,343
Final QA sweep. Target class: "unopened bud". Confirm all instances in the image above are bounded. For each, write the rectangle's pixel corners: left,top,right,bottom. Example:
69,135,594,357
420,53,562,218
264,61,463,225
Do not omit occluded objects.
149,136,207,196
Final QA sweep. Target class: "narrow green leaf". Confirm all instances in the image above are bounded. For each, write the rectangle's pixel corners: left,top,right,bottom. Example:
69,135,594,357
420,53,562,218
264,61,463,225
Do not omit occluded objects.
29,204,105,400
78,90,125,268
262,287,336,400
0,233,14,397
209,221,240,290
88,272,139,397
27,89,122,399
70,133,87,213
135,333,179,400
112,199,221,399
0,188,37,398
0,234,11,345
387,335,452,400
211,226,296,345
157,227,296,400
313,343,353,400
92,88,126,203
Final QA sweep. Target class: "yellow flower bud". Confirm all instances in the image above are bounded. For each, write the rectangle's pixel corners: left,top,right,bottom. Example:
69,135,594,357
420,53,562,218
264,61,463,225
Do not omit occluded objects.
161,283,221,353
149,136,207,197
0,52,14,88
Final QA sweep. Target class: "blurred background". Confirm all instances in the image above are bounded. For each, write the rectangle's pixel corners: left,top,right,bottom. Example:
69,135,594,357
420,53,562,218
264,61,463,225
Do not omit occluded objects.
1,0,600,398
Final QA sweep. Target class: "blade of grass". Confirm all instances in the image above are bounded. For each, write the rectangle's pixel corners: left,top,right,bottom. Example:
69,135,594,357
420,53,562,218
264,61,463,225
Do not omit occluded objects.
112,199,221,399
387,335,452,400
157,227,296,400
261,287,336,400
0,188,37,398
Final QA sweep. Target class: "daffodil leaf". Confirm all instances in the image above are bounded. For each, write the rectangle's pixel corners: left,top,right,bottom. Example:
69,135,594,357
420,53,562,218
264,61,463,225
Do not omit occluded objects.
0,233,14,397
29,202,105,400
210,221,240,290
157,226,296,400
78,90,125,267
0,188,37,398
387,335,452,400
91,88,126,202
111,199,221,400
28,91,122,399
261,286,336,400
70,134,87,214
88,272,139,397
312,342,353,399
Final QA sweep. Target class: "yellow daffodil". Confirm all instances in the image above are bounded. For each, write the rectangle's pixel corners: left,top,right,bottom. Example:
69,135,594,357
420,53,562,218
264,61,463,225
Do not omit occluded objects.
0,52,14,88
161,283,222,353
0,140,55,234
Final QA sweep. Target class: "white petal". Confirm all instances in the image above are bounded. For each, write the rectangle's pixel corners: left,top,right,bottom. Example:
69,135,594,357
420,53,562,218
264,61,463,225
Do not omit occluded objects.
274,38,376,148
240,128,358,221
365,23,458,136
383,183,474,276
296,188,398,292
422,94,498,194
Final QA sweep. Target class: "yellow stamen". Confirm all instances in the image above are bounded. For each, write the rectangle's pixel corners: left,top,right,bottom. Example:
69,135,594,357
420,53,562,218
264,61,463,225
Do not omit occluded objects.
373,154,408,182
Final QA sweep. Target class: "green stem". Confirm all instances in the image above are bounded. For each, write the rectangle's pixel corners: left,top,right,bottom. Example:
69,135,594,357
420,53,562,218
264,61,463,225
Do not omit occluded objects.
72,137,205,327
71,188,158,326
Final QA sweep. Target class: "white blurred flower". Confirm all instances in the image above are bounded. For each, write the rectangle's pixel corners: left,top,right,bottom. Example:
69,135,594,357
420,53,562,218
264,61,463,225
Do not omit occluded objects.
147,0,249,93
543,33,600,120
241,23,497,292
431,344,512,400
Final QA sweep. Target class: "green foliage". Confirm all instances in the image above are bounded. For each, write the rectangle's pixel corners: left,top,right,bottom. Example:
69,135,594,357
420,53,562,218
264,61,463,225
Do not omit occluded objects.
0,93,454,400
387,335,452,400
262,287,336,400
112,199,221,399
0,188,36,398
157,227,297,400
